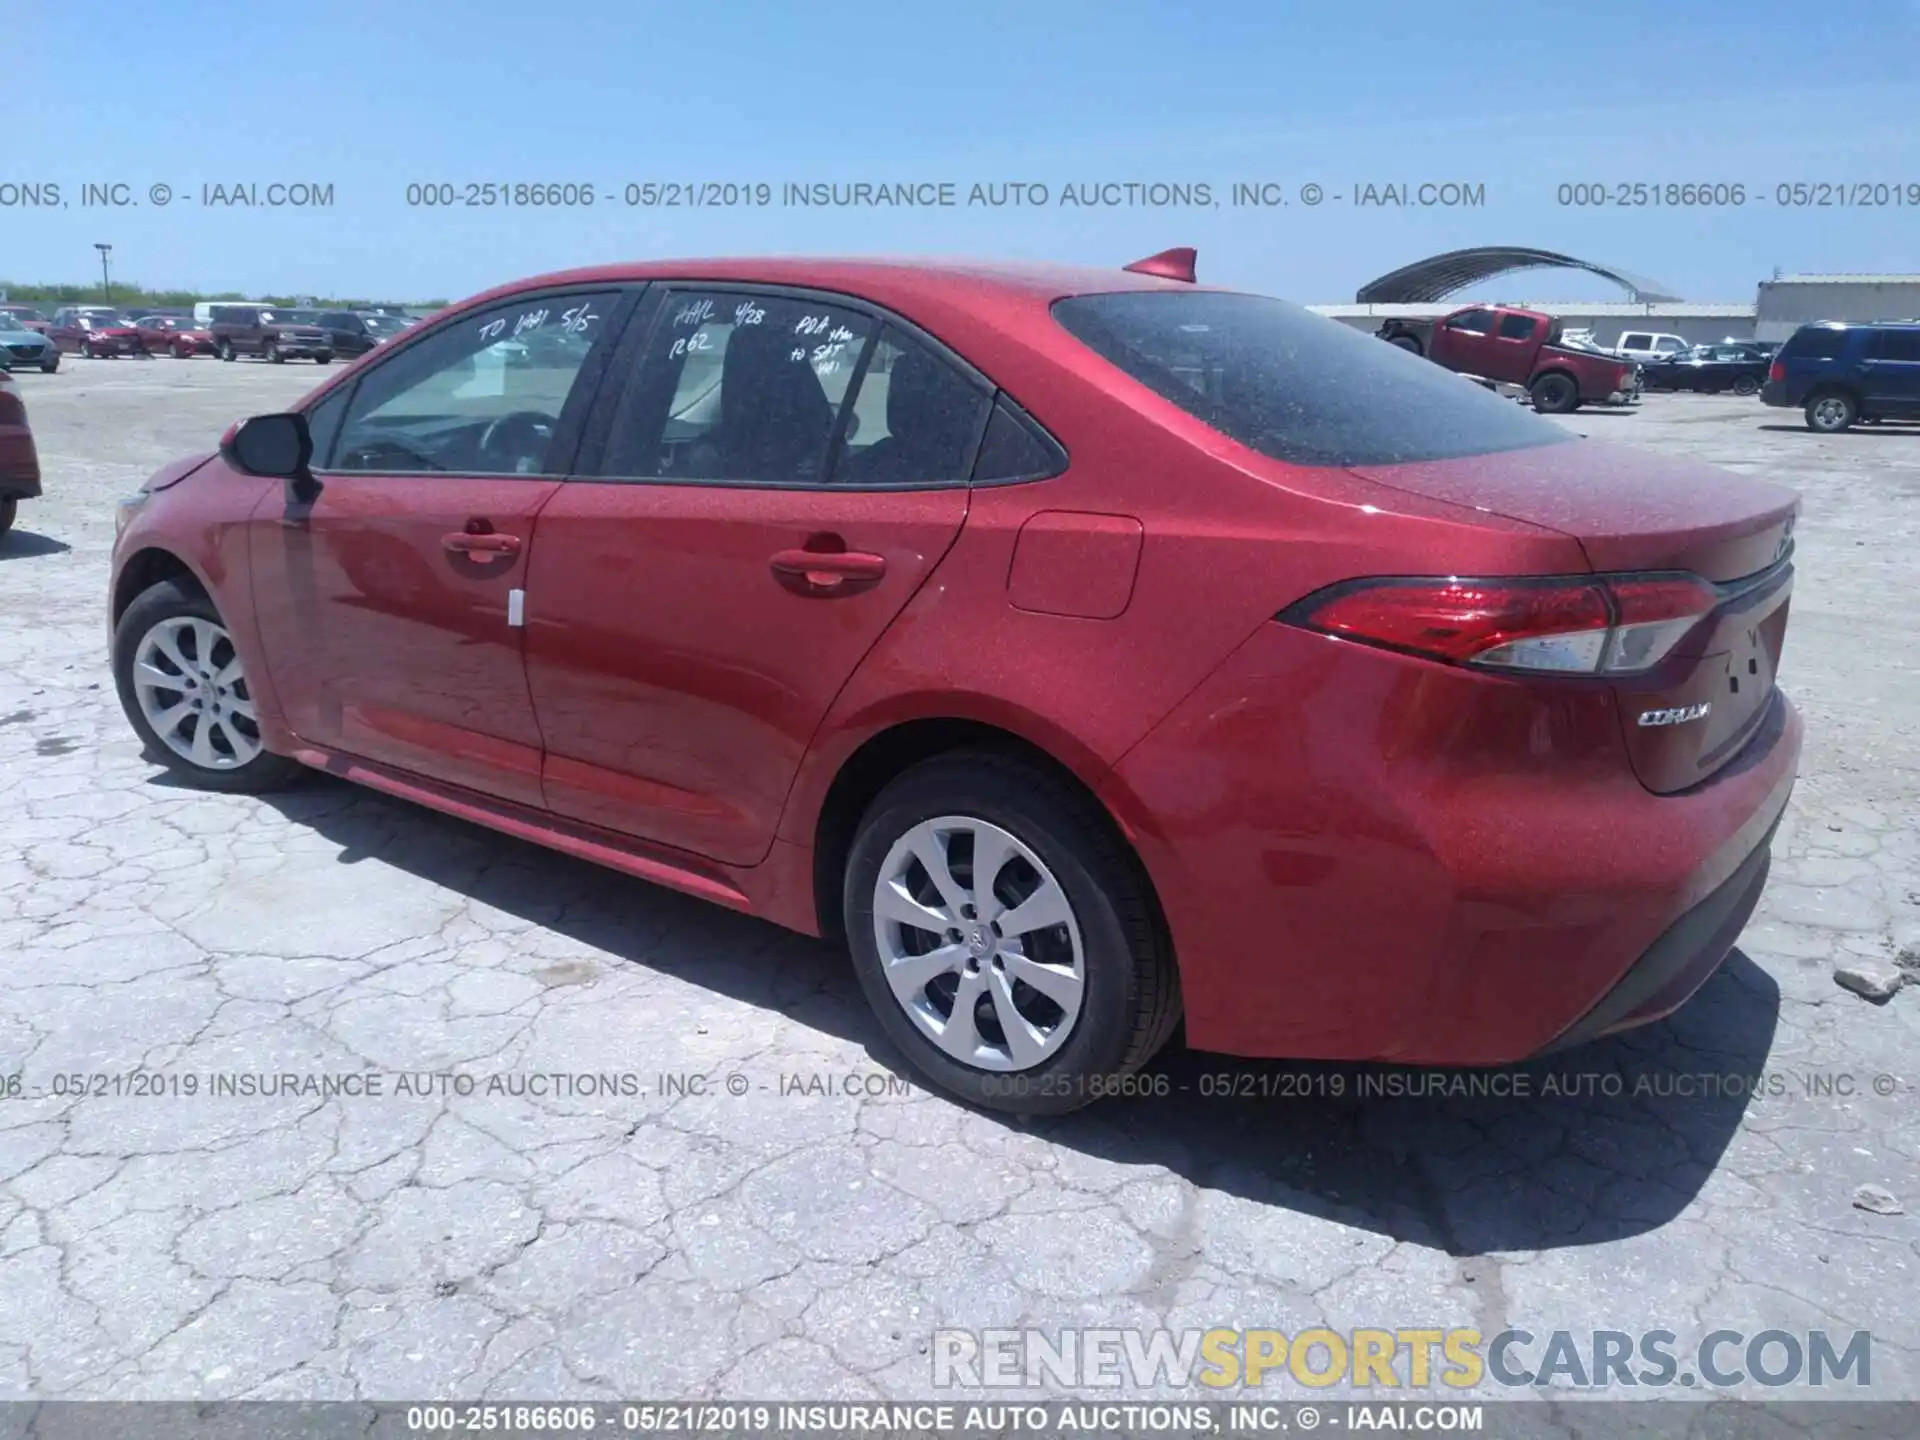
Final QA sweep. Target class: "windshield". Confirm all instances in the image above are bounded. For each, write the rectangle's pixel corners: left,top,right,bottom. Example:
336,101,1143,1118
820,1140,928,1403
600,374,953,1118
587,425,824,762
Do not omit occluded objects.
363,314,409,334
1,308,46,326
1052,290,1572,467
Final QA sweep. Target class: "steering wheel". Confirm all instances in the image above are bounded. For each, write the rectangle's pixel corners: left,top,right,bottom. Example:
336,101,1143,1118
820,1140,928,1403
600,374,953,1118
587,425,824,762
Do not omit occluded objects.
477,410,556,473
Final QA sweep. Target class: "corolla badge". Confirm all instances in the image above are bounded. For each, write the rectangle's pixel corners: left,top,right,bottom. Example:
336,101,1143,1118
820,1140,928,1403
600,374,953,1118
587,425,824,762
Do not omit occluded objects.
1638,703,1712,727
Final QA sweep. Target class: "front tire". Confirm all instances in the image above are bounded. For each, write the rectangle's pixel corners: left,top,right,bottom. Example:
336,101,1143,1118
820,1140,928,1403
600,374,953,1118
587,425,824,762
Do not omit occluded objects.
1805,390,1857,433
1389,336,1422,355
842,750,1179,1115
79,341,95,359
40,356,58,373
264,341,283,363
218,340,235,361
315,352,333,365
112,579,301,794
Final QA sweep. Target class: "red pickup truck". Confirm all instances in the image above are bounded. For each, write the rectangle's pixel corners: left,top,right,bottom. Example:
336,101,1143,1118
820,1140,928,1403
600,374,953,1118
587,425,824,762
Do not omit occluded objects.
1377,304,1640,414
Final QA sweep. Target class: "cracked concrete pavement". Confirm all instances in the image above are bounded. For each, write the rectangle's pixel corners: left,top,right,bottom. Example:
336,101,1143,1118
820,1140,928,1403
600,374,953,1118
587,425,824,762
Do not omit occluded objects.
0,360,1916,1402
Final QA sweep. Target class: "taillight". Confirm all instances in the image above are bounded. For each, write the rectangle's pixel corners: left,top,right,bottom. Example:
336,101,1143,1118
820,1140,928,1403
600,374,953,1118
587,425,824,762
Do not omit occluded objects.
1281,573,1718,676
1768,361,1785,383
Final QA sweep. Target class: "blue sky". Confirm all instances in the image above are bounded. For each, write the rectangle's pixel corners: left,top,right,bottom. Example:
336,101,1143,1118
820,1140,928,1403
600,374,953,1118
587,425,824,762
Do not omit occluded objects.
7,1,1920,304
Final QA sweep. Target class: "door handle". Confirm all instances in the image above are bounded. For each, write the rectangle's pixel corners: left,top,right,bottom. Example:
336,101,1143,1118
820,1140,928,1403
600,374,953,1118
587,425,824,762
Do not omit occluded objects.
770,547,887,595
442,531,522,555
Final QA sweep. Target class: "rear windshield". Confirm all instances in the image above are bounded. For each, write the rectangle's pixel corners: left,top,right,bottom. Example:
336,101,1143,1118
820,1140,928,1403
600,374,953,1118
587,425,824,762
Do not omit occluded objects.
1780,326,1847,359
1052,290,1572,467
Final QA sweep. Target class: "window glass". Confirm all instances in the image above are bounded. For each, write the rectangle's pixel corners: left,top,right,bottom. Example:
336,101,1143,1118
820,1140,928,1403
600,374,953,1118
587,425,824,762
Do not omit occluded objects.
602,291,873,483
1782,326,1846,359
971,398,1066,483
305,384,352,469
1053,290,1569,468
829,327,989,485
1496,313,1537,340
1866,329,1920,362
1445,309,1494,334
330,290,618,475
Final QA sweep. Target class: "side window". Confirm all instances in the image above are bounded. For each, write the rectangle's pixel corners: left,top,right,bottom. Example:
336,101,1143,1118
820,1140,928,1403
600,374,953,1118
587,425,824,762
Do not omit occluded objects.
1787,327,1846,360
600,290,873,483
1867,330,1920,362
972,397,1067,484
329,290,619,476
1619,333,1648,351
829,327,990,485
1445,309,1494,335
305,384,352,469
1495,313,1537,340
319,312,351,330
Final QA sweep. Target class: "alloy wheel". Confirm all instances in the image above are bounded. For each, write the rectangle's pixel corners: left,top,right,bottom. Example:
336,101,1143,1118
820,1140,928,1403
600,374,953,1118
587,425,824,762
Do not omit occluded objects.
129,615,262,770
871,815,1085,1072
1811,396,1850,431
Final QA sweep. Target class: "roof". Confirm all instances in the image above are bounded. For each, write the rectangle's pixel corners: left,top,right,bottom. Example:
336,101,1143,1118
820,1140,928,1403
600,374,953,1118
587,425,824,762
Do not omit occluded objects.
1763,274,1920,285
1355,247,1684,304
454,256,1197,318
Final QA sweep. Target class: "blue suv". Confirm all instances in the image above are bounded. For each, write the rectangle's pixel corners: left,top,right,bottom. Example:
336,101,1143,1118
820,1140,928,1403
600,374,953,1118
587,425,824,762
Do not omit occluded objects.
1761,321,1920,432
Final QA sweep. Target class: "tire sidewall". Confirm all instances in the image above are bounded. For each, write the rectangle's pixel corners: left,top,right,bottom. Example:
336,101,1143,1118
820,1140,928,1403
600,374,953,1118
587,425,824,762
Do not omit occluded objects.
112,580,296,793
1806,390,1855,432
842,762,1142,1114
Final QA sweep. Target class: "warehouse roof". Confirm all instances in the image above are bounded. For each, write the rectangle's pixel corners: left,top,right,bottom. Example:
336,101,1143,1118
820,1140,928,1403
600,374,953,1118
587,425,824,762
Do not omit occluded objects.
1355,247,1684,304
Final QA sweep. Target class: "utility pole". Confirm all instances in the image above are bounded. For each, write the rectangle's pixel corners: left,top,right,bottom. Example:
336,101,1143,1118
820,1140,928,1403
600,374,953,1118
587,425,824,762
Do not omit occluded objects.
94,243,114,302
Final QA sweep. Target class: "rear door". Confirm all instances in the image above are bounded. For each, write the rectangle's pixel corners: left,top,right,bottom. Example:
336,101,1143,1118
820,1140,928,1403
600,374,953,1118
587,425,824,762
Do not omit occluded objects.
1483,310,1541,384
522,286,989,866
1860,328,1920,416
247,285,633,805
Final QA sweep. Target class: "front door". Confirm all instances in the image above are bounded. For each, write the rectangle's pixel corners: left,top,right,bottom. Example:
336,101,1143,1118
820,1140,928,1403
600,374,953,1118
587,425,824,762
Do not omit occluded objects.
247,286,630,806
523,289,991,866
1430,308,1497,375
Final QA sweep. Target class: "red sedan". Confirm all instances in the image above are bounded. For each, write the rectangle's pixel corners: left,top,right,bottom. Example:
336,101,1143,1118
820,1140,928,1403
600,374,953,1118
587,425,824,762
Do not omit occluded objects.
105,251,1802,1112
134,315,217,358
47,310,151,358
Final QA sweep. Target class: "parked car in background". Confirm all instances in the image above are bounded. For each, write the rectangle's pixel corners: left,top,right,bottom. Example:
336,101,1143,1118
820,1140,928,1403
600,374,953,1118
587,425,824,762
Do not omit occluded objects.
135,315,217,358
0,370,41,537
109,251,1801,1112
0,304,52,335
299,309,413,357
207,305,334,363
47,308,151,358
1378,304,1640,412
1613,331,1691,363
1762,321,1920,432
0,314,59,372
1641,343,1772,396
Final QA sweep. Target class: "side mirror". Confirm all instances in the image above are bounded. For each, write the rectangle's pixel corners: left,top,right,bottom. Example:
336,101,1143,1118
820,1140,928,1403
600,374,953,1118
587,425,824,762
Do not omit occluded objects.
223,411,319,503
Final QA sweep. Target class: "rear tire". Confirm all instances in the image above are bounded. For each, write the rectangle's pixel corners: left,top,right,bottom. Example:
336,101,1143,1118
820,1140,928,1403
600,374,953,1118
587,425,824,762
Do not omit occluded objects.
40,357,58,373
1733,375,1760,397
112,580,302,795
1805,390,1857,433
842,749,1180,1115
315,352,333,365
1530,372,1579,413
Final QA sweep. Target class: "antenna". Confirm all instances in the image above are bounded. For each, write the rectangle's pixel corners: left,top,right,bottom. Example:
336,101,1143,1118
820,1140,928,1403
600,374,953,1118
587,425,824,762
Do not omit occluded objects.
1122,248,1197,283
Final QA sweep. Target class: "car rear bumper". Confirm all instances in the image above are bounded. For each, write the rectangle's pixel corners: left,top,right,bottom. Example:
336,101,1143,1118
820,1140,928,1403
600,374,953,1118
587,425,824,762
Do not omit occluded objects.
1533,813,1777,1053
1100,622,1802,1064
1760,381,1795,408
0,425,43,498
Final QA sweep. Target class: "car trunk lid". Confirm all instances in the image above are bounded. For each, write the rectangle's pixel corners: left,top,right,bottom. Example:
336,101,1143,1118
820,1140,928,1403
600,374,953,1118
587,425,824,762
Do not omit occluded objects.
1350,437,1799,793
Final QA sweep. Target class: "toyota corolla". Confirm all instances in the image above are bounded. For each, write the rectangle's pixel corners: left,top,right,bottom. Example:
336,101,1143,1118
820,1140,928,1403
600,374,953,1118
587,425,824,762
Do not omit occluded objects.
107,250,1802,1112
